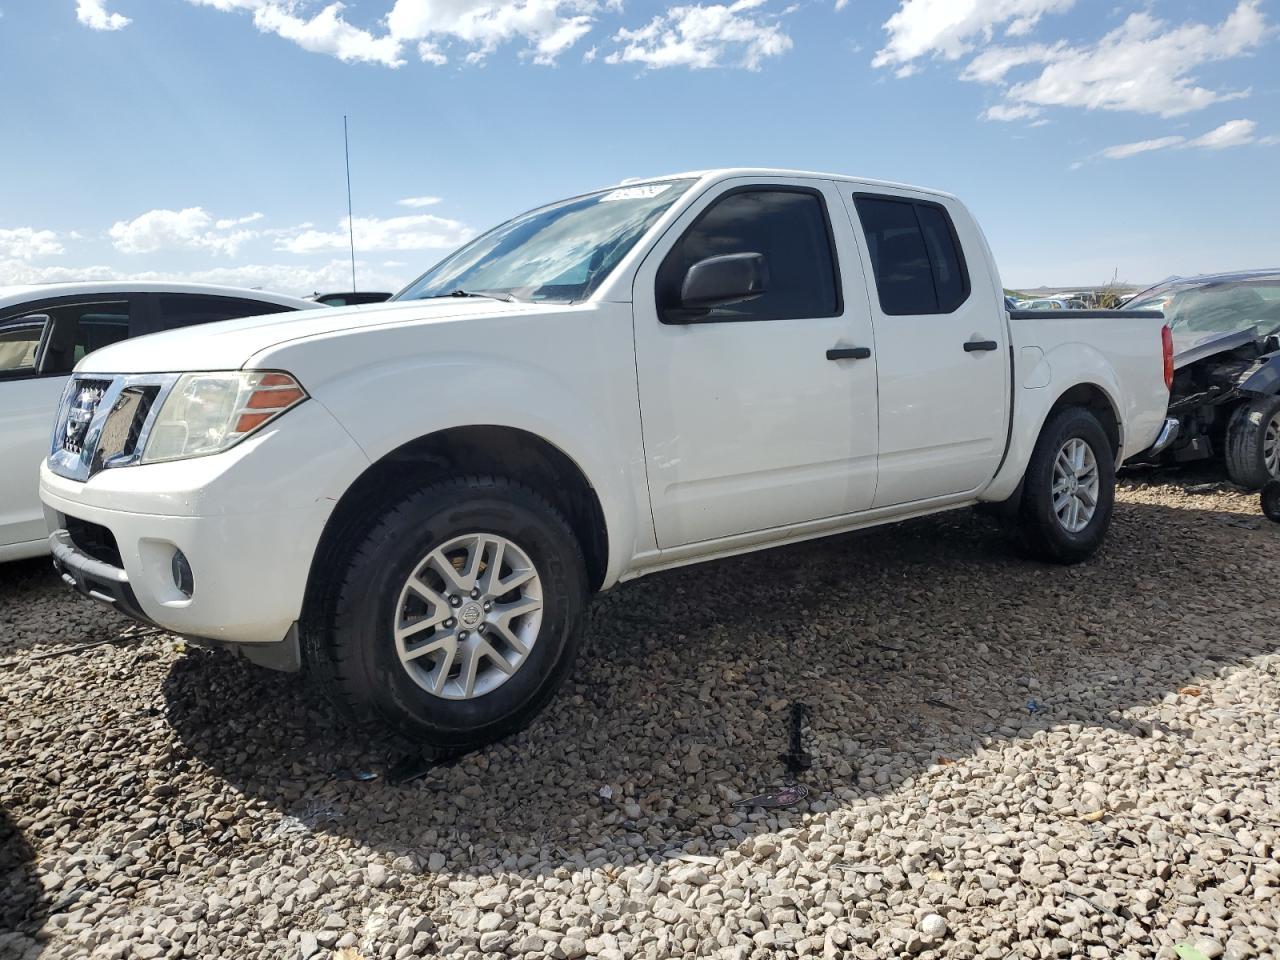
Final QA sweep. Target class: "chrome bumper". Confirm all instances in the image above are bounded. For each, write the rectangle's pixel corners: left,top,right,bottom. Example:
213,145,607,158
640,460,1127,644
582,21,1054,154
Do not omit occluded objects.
1147,417,1180,457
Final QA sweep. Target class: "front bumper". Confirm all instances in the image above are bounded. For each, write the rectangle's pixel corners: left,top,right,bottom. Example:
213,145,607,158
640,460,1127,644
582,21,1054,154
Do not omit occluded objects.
39,397,370,646
49,529,155,627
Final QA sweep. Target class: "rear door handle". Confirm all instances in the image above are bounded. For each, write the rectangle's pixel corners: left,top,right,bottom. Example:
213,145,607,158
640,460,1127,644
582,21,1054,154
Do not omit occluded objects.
964,339,999,352
826,346,871,361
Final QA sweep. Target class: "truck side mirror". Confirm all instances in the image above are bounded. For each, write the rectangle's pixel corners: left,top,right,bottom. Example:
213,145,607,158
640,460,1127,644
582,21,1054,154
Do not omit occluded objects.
680,253,769,311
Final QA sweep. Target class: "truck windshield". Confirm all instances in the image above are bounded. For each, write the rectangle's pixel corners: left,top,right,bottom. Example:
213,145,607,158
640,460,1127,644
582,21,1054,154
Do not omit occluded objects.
1126,275,1280,338
395,180,696,304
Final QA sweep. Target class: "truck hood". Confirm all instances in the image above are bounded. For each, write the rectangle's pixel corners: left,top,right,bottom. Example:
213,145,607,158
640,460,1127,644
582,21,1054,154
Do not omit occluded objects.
75,298,563,374
1172,328,1262,369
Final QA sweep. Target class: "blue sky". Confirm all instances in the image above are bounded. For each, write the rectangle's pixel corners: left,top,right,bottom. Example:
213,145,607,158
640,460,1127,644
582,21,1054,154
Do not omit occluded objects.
0,0,1276,293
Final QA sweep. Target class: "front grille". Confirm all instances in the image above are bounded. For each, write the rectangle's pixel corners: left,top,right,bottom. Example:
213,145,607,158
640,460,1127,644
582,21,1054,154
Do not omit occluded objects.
60,379,112,457
64,514,123,568
92,386,159,472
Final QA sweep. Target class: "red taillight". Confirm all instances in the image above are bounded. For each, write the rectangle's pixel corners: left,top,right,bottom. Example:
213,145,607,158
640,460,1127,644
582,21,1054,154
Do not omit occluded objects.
1161,325,1174,391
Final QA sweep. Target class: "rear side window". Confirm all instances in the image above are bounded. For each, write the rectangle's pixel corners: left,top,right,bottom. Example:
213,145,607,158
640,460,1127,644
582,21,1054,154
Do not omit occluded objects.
157,295,293,329
854,195,970,316
658,188,841,323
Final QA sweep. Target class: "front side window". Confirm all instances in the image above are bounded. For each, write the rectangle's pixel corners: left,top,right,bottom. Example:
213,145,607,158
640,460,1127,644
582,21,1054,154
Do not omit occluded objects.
0,317,46,375
396,179,695,304
854,195,970,316
0,301,131,378
657,188,841,323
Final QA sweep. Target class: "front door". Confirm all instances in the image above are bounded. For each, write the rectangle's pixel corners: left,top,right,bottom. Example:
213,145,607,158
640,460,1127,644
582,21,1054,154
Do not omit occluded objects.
633,178,879,548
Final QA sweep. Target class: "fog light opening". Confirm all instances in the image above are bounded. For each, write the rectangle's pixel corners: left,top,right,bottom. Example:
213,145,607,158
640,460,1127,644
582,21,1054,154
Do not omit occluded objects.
171,549,194,598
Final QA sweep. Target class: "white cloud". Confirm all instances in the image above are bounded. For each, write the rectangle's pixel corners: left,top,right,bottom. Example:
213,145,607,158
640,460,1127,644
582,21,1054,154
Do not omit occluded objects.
0,228,65,260
254,2,406,66
605,0,793,70
274,213,473,254
1093,119,1263,162
397,195,442,208
982,102,1042,122
0,258,413,298
873,0,1074,74
77,0,131,30
387,0,597,66
109,207,262,256
962,1,1270,119
1188,118,1257,149
1100,136,1186,161
215,212,266,229
185,0,405,66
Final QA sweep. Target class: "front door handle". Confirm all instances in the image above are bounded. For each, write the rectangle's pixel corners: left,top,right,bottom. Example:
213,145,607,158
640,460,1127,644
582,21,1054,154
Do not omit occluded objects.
826,346,871,361
964,339,999,352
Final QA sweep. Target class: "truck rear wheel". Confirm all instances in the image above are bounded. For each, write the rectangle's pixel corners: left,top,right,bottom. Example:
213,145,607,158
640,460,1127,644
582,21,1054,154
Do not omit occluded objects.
1017,406,1116,564
306,475,588,752
1224,395,1280,490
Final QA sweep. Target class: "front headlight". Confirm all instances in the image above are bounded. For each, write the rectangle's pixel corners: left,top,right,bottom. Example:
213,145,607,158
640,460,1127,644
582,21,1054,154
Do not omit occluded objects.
141,370,307,464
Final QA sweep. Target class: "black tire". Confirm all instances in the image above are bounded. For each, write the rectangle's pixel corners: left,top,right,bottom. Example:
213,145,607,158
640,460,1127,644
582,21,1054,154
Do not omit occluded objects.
1262,480,1280,523
1017,406,1116,564
1224,396,1280,491
303,475,588,752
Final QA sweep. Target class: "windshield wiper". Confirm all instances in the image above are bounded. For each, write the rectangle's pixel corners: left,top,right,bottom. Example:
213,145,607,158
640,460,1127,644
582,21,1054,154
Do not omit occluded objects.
429,289,516,303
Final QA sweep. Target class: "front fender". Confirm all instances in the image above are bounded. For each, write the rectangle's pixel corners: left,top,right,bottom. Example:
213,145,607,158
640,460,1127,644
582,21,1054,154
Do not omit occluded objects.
1239,351,1280,397
298,352,645,587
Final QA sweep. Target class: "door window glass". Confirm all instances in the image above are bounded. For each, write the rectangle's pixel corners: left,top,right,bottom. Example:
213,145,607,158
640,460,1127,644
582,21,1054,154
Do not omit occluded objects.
156,295,293,329
854,195,970,316
0,317,47,374
659,189,841,323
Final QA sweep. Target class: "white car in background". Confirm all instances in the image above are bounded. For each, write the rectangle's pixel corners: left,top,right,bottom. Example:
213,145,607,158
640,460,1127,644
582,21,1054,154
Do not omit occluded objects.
0,282,321,560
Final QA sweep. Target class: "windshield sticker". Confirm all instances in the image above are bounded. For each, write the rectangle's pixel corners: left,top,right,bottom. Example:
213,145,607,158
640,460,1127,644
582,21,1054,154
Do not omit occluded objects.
599,184,673,202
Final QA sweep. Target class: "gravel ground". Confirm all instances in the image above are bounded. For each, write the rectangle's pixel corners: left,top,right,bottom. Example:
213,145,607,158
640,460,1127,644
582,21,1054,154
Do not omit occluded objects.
2,475,1278,960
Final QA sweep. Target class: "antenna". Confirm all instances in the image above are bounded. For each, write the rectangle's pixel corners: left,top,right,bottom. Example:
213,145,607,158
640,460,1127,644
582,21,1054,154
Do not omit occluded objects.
343,115,357,293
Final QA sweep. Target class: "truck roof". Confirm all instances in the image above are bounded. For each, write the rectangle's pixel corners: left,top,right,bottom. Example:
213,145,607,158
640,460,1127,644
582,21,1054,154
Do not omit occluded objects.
617,168,956,201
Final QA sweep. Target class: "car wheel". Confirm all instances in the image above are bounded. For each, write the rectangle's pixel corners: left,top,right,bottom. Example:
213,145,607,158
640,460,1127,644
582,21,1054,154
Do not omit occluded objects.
306,475,588,752
1017,406,1116,564
1224,395,1280,491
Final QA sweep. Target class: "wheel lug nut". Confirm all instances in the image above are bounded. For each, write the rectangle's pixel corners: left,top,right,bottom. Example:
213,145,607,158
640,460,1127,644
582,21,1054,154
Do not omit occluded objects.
458,630,469,640
477,624,486,634
483,601,492,611
445,618,455,628
449,596,461,607
470,588,481,599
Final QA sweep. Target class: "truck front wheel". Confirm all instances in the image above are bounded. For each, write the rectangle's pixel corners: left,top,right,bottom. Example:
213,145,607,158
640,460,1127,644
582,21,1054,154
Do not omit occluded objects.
1017,406,1116,564
306,476,588,752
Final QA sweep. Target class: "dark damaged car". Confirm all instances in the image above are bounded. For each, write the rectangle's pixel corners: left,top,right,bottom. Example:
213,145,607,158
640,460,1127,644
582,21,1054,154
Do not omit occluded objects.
1125,270,1280,488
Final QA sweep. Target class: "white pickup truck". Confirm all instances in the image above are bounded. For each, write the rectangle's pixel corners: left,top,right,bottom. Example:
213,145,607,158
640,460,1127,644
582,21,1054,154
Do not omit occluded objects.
40,169,1173,751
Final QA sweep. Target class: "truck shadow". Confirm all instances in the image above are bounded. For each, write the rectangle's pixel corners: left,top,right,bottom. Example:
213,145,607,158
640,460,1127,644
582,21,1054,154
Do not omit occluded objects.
160,494,1279,880
0,806,47,958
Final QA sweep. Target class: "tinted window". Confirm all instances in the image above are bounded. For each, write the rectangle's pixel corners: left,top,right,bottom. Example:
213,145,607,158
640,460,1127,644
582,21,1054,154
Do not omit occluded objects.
659,189,840,323
157,295,293,329
855,196,970,316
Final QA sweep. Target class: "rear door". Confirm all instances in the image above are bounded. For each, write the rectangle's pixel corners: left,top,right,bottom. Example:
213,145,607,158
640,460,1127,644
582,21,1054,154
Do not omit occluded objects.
0,297,135,549
633,177,879,548
844,190,1009,507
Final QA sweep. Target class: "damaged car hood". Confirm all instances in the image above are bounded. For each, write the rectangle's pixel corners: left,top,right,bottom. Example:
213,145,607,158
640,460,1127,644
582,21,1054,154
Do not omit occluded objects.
1173,328,1266,369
